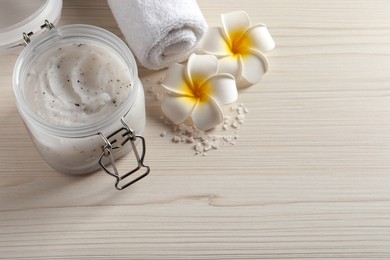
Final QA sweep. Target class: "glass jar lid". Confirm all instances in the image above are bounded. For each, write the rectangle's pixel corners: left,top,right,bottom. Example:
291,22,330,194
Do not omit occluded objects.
0,0,62,54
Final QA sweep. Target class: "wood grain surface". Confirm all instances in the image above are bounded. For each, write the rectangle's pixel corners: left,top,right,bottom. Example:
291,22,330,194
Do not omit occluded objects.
1,0,390,259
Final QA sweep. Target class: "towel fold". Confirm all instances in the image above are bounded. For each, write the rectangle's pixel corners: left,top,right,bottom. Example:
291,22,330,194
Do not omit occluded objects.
107,0,208,70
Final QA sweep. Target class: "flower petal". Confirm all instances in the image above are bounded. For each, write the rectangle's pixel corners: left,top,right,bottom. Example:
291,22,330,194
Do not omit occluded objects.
161,63,194,96
217,55,242,81
191,96,223,131
161,95,197,125
221,11,251,48
239,23,275,53
202,73,238,105
238,48,269,88
186,54,218,87
201,27,233,57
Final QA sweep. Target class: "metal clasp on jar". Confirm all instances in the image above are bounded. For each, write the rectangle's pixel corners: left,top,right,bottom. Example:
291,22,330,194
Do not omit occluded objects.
23,20,55,45
98,118,150,190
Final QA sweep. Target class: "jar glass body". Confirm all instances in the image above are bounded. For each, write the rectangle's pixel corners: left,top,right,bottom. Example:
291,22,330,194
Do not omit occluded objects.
13,24,146,174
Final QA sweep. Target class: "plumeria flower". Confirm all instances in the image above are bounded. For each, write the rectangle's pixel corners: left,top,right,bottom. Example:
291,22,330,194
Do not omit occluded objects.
201,10,275,88
161,54,237,131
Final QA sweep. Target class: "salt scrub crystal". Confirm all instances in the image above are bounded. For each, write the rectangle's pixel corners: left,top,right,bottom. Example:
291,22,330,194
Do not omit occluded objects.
160,54,238,131
186,136,195,143
200,10,275,88
24,42,133,126
156,104,249,156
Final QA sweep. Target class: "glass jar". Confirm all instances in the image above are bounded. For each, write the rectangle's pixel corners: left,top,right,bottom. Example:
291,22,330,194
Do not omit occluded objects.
4,1,149,190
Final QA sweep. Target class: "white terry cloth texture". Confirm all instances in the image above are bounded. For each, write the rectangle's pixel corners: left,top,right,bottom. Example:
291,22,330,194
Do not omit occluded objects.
107,0,208,70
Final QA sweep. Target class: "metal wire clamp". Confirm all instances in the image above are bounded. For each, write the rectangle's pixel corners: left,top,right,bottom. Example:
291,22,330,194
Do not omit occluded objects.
23,20,55,45
98,119,150,190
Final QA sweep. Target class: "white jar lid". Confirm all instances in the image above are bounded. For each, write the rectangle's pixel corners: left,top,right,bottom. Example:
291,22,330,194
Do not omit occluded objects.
0,0,62,54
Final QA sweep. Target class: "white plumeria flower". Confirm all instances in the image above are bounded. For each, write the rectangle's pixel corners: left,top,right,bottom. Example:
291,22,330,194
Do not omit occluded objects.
201,10,275,88
161,54,238,131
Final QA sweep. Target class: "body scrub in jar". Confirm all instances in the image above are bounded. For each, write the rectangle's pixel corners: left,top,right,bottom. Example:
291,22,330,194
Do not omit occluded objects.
13,24,150,190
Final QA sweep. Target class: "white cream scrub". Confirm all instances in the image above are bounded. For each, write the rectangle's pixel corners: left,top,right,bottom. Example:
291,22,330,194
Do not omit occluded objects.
13,24,147,179
24,42,132,126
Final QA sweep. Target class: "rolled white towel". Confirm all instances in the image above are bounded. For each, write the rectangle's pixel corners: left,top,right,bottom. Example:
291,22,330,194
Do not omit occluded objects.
107,0,208,70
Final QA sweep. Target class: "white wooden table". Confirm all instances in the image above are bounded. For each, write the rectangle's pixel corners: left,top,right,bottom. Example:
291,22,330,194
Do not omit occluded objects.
1,0,390,258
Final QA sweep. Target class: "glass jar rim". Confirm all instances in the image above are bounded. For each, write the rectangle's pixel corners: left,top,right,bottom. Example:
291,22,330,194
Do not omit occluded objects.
13,24,139,138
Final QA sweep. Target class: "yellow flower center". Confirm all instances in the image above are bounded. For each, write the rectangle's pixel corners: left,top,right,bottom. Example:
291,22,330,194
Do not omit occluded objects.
191,83,207,100
228,30,250,55
231,39,242,55
185,75,213,101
